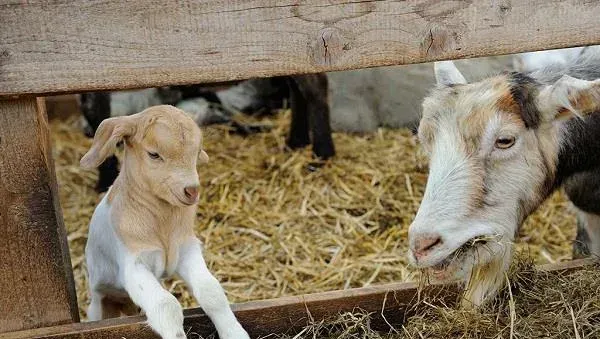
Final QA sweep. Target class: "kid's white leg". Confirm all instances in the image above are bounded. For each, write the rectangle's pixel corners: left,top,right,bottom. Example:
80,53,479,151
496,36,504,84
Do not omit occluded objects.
87,292,103,321
124,261,186,339
177,239,249,339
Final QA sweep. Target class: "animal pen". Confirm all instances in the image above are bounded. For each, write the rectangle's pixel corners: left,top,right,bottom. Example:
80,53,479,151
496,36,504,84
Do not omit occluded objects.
2,1,600,338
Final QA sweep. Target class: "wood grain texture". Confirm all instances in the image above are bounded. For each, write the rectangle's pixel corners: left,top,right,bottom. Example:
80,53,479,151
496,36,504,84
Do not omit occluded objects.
0,98,79,333
2,0,600,97
537,258,596,272
3,280,460,339
4,258,596,339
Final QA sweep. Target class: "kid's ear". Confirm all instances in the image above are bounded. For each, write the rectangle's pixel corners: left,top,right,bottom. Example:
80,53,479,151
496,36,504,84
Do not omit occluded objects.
80,116,137,169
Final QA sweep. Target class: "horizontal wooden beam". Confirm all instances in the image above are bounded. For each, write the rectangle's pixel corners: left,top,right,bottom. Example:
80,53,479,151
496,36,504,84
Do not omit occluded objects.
3,259,594,339
2,0,600,97
2,280,461,339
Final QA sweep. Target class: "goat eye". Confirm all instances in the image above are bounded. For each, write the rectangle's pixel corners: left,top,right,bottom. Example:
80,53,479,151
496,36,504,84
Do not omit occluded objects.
147,151,161,160
495,136,516,149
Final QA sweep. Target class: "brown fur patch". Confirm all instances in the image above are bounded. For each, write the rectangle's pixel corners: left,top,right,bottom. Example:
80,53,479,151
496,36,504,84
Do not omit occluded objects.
569,88,600,116
459,107,496,153
496,89,520,114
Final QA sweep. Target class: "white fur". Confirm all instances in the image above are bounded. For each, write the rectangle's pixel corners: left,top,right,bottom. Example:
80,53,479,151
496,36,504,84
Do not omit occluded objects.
575,209,600,256
411,62,560,307
409,116,514,278
176,98,219,125
84,107,249,339
537,75,600,119
86,193,249,339
110,89,164,117
434,60,467,86
513,47,585,72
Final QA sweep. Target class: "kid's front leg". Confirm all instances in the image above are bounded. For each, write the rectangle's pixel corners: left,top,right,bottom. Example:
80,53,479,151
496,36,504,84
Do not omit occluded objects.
123,259,186,339
177,239,249,339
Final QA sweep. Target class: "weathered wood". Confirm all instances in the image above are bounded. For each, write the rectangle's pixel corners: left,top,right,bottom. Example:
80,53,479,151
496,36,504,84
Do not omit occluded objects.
3,280,460,339
2,0,600,97
537,258,596,272
4,258,596,339
0,98,79,333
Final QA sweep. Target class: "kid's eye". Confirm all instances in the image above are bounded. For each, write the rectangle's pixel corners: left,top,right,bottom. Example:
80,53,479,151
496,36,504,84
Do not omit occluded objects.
147,151,161,160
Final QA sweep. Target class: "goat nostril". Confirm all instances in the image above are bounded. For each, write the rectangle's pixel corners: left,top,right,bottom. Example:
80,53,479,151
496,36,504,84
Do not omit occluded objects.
414,234,443,257
184,186,199,200
423,237,442,252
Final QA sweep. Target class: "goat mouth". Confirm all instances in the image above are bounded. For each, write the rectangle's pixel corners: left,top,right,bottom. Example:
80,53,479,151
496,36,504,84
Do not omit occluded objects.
177,196,196,206
428,234,501,274
171,190,196,206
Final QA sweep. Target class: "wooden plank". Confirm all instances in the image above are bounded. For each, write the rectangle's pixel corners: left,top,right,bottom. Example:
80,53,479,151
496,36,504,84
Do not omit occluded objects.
2,0,600,97
4,258,595,339
537,258,596,272
0,98,79,332
3,280,460,339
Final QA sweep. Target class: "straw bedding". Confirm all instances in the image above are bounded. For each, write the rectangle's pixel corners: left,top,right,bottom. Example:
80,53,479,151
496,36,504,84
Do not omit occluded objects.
50,109,577,320
277,259,600,339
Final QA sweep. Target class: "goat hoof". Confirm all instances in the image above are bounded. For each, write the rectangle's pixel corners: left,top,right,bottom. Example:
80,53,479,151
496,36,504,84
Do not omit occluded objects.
306,161,325,172
312,144,335,160
286,136,311,150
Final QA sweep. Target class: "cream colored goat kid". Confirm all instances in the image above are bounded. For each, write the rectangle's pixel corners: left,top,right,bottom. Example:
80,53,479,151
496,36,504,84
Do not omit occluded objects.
81,105,249,339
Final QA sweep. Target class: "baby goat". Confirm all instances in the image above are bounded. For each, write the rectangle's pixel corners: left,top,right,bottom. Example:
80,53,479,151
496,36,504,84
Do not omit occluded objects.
81,105,249,339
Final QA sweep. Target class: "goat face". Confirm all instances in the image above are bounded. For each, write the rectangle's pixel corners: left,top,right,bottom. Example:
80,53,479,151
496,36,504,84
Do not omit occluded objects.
409,60,600,306
81,105,209,207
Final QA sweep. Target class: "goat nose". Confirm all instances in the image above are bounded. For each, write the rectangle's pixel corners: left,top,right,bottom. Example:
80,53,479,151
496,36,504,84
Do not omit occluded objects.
412,233,443,259
184,186,199,200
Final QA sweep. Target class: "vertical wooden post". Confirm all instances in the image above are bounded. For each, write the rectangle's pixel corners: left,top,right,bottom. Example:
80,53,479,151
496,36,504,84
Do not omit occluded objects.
0,98,79,332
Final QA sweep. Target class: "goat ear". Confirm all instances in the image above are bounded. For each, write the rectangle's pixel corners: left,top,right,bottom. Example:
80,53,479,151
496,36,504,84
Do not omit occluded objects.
198,150,209,164
537,75,600,121
434,61,467,86
80,116,137,169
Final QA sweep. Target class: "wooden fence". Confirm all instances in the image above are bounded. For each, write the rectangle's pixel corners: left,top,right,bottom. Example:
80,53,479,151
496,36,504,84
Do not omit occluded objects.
1,1,600,338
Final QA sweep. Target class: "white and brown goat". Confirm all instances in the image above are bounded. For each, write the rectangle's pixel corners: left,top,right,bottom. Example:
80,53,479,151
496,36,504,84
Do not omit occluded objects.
409,53,600,307
81,105,249,339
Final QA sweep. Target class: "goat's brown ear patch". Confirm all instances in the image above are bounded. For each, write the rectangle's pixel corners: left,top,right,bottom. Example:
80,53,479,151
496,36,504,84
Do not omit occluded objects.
507,72,541,129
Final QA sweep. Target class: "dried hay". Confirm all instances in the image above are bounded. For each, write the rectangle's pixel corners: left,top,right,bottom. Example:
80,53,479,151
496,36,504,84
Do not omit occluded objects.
274,257,600,339
50,108,577,320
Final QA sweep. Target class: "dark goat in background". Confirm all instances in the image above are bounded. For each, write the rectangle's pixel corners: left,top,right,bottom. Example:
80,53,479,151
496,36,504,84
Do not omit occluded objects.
80,74,335,192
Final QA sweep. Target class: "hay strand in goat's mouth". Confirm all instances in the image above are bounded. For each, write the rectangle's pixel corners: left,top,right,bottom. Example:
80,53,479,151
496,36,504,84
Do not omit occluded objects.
51,108,577,321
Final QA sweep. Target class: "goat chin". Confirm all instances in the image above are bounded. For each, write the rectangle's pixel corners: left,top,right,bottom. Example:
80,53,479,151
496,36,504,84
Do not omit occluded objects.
461,246,513,309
